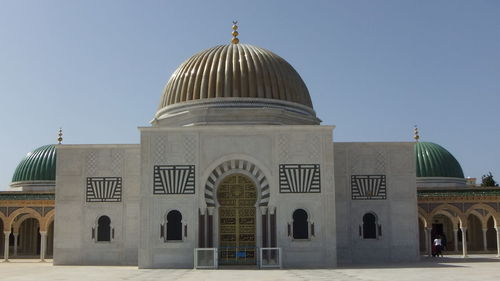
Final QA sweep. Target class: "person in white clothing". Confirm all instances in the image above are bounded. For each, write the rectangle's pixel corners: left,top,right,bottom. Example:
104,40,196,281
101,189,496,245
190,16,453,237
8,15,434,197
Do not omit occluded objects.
433,236,443,257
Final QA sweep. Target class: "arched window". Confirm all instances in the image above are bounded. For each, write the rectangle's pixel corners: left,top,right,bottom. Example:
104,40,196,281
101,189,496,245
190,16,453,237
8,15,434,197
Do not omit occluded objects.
362,213,377,239
97,216,111,242
166,210,182,241
293,209,309,239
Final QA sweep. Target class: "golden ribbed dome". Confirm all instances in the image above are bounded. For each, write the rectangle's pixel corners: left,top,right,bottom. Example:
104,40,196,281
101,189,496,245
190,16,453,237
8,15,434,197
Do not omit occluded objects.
158,44,313,110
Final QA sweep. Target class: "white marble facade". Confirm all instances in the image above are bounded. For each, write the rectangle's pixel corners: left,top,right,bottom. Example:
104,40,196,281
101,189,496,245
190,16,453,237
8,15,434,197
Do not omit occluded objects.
334,142,420,264
54,145,140,265
53,127,419,268
138,125,336,268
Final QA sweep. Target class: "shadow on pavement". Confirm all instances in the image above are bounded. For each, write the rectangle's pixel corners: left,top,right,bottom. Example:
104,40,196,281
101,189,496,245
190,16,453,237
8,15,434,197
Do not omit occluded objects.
337,255,500,269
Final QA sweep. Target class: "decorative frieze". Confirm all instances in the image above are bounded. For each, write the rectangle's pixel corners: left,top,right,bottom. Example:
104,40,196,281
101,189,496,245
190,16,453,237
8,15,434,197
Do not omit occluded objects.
418,196,500,203
417,190,500,204
351,175,386,200
153,165,195,194
279,164,321,193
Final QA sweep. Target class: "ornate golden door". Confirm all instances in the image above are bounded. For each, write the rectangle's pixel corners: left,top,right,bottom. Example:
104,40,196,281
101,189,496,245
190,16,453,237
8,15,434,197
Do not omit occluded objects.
217,174,257,264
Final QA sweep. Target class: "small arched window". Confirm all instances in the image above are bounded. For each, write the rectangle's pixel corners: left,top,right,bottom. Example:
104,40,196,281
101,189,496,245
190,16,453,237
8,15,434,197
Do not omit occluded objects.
97,216,111,242
293,209,309,239
166,210,182,241
362,213,377,239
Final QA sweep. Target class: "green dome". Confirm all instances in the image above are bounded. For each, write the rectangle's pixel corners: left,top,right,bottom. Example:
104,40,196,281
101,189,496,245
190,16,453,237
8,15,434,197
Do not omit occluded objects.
415,142,464,178
11,144,57,184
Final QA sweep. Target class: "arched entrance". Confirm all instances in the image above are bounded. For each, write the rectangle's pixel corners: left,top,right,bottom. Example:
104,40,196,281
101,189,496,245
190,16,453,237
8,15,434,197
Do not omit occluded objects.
17,218,40,257
467,214,483,251
486,217,497,251
431,214,455,252
217,174,257,265
46,221,54,257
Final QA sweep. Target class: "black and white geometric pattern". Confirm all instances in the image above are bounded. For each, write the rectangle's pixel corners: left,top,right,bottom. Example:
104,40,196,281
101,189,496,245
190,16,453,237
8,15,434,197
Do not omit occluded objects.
351,175,386,200
154,165,195,194
204,160,270,207
86,177,122,202
279,164,321,193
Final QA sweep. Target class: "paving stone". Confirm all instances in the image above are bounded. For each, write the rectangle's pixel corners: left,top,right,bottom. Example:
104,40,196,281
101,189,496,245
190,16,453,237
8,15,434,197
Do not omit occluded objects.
1,255,500,281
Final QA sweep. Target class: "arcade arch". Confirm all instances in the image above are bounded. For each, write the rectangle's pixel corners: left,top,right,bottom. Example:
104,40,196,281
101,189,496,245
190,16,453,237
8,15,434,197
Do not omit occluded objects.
418,202,500,257
486,216,497,251
1,207,54,261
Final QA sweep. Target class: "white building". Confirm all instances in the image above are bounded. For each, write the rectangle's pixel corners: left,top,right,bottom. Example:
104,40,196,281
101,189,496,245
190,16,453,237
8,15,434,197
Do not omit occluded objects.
6,26,422,268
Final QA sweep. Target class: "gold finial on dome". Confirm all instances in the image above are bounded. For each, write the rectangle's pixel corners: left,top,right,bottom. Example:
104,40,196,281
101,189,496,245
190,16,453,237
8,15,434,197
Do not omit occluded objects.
231,21,239,44
57,128,63,144
413,125,420,142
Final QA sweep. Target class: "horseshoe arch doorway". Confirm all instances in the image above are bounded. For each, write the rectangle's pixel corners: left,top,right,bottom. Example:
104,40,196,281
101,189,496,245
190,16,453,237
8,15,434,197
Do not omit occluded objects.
217,174,257,265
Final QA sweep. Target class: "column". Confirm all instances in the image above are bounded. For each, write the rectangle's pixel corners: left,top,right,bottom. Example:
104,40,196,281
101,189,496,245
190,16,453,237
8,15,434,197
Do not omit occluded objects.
425,228,432,257
496,227,500,257
13,233,18,257
453,228,459,253
460,227,468,257
270,208,277,248
40,231,47,262
482,228,488,252
207,207,214,248
261,207,268,248
424,227,430,256
3,231,10,262
198,209,205,248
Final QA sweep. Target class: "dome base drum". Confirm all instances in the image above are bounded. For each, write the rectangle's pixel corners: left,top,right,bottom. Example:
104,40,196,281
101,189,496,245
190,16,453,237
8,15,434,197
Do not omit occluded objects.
153,97,321,126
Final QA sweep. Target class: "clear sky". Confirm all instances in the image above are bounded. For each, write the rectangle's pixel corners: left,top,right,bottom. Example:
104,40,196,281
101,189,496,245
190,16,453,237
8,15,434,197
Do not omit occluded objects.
0,0,499,190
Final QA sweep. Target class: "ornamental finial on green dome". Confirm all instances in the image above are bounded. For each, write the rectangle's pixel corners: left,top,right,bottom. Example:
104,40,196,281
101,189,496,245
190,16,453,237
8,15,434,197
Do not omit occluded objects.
413,125,420,142
58,128,63,144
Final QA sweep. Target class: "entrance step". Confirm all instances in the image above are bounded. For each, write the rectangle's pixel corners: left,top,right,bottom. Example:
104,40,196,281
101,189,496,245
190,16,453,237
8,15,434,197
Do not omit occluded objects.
218,265,258,270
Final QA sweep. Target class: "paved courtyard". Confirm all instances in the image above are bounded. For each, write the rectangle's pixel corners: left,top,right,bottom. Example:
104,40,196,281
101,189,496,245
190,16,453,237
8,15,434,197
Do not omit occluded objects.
1,255,500,281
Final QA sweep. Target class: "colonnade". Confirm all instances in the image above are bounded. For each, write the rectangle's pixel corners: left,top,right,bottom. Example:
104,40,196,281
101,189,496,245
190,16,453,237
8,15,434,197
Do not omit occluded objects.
422,225,500,257
1,207,54,262
419,203,500,258
3,229,52,262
